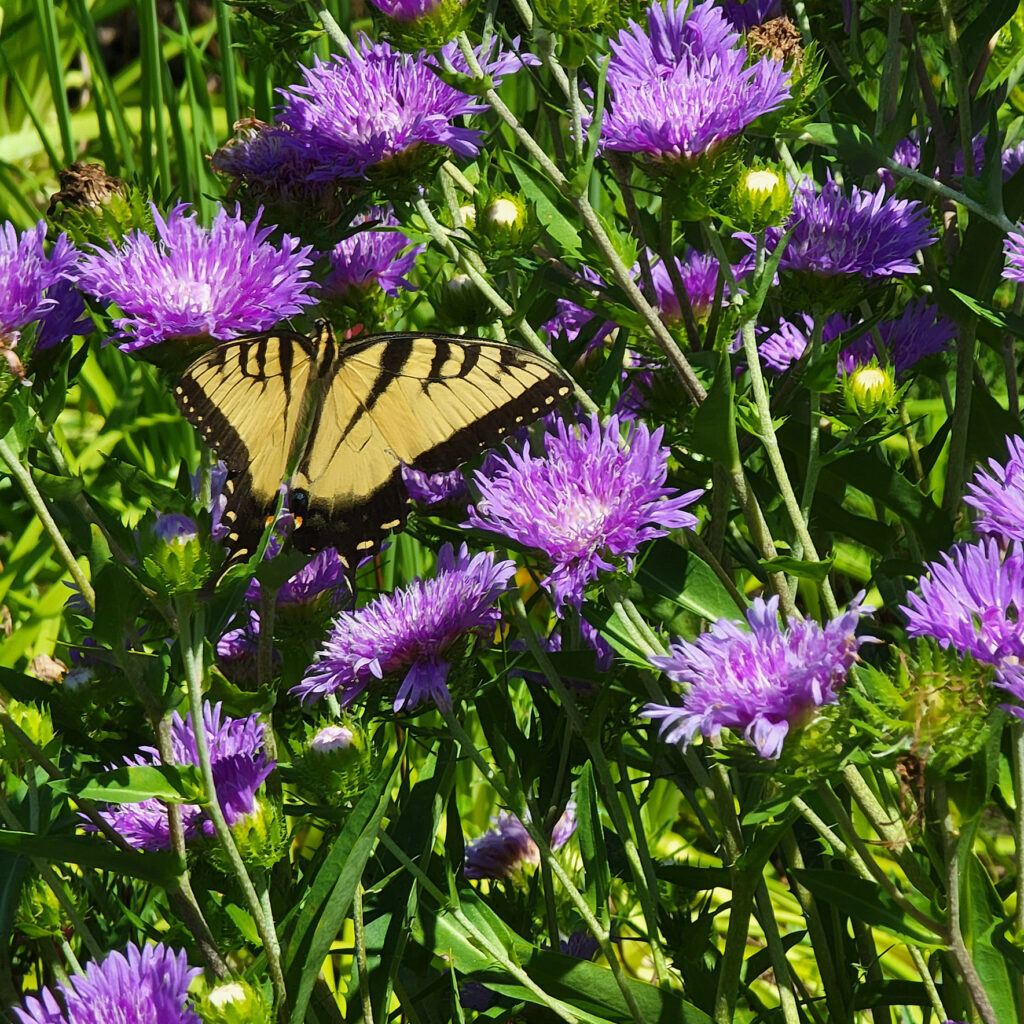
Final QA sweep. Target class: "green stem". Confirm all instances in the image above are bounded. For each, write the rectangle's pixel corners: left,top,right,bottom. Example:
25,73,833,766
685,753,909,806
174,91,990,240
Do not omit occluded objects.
175,598,288,1017
0,438,94,611
713,871,756,1024
943,317,978,511
907,944,948,1020
315,5,352,54
736,319,837,617
752,881,800,1024
353,884,375,1024
935,781,999,1024
875,1,903,136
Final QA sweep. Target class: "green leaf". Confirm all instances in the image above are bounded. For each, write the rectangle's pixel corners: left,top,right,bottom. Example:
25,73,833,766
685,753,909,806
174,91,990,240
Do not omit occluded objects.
46,764,206,804
636,539,744,622
285,748,403,1024
950,289,1024,338
691,340,738,467
575,763,610,926
0,830,181,885
788,868,943,946
757,555,834,582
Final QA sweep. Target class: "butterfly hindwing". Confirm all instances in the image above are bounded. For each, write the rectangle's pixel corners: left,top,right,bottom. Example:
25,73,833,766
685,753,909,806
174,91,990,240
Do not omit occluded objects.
175,330,319,559
290,332,570,560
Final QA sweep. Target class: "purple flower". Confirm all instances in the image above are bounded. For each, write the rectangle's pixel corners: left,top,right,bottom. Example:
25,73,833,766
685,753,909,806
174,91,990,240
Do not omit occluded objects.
368,0,446,19
1003,225,1024,284
901,541,1024,667
467,414,701,612
294,543,516,711
601,0,791,163
0,222,81,346
401,465,469,505
95,702,273,850
751,174,936,279
34,278,90,351
323,206,423,301
78,203,316,352
839,299,954,377
464,803,576,879
246,548,351,607
720,0,782,30
277,37,532,182
964,434,1024,544
994,663,1024,721
542,266,617,351
211,123,325,204
13,942,200,1024
644,594,871,759
646,248,729,321
1003,139,1024,180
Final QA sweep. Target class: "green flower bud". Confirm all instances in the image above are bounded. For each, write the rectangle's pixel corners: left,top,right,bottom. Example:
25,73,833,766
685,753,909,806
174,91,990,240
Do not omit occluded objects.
844,362,898,420
295,721,371,802
372,0,472,52
431,272,495,327
193,978,272,1024
730,163,791,231
141,514,214,596
477,191,540,254
533,0,612,35
211,796,287,873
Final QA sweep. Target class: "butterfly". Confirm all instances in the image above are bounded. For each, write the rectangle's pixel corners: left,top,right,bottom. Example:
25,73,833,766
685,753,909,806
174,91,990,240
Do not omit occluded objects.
175,320,571,569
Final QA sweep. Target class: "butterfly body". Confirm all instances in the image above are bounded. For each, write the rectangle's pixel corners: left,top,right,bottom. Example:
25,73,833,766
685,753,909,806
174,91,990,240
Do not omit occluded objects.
175,321,570,568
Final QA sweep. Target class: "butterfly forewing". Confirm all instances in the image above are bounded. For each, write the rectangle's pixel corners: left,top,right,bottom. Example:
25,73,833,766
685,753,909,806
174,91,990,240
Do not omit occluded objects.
290,332,570,560
175,331,319,558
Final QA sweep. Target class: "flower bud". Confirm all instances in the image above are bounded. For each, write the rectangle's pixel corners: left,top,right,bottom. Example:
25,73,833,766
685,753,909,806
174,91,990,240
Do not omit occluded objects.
193,978,272,1024
730,163,791,231
141,514,213,595
1,700,55,760
368,0,471,52
844,362,898,420
431,272,495,327
296,721,371,802
477,191,539,254
533,0,612,35
216,795,287,872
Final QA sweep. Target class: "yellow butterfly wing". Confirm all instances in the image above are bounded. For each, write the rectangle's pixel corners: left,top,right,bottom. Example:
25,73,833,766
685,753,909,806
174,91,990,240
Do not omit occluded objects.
175,330,319,559
289,330,571,560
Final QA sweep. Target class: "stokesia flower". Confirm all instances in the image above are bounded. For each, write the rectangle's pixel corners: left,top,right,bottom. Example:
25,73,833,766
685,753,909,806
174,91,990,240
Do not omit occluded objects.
0,221,81,348
646,248,729,322
323,206,423,302
750,174,936,279
13,942,200,1024
601,0,791,164
464,803,577,879
277,37,532,183
720,0,782,30
77,203,316,352
1003,225,1024,284
901,541,1024,667
294,543,516,710
94,702,273,850
644,594,871,759
466,414,702,612
838,299,954,378
964,434,1024,544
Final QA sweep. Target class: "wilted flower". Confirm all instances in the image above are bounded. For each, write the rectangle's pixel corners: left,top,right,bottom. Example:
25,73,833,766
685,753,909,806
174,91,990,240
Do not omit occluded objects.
323,206,423,302
95,702,273,851
467,414,702,612
77,203,316,352
601,0,791,164
901,541,1024,667
277,37,533,183
751,174,936,279
0,221,81,348
964,434,1024,544
464,803,577,879
12,942,200,1024
1003,225,1024,284
294,543,516,711
644,594,871,759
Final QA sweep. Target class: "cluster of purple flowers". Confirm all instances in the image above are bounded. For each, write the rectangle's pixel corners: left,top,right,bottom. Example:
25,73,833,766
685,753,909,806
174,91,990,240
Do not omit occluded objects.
903,434,1024,716
13,942,199,1024
95,702,273,851
0,221,88,354
645,594,872,759
601,0,792,165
